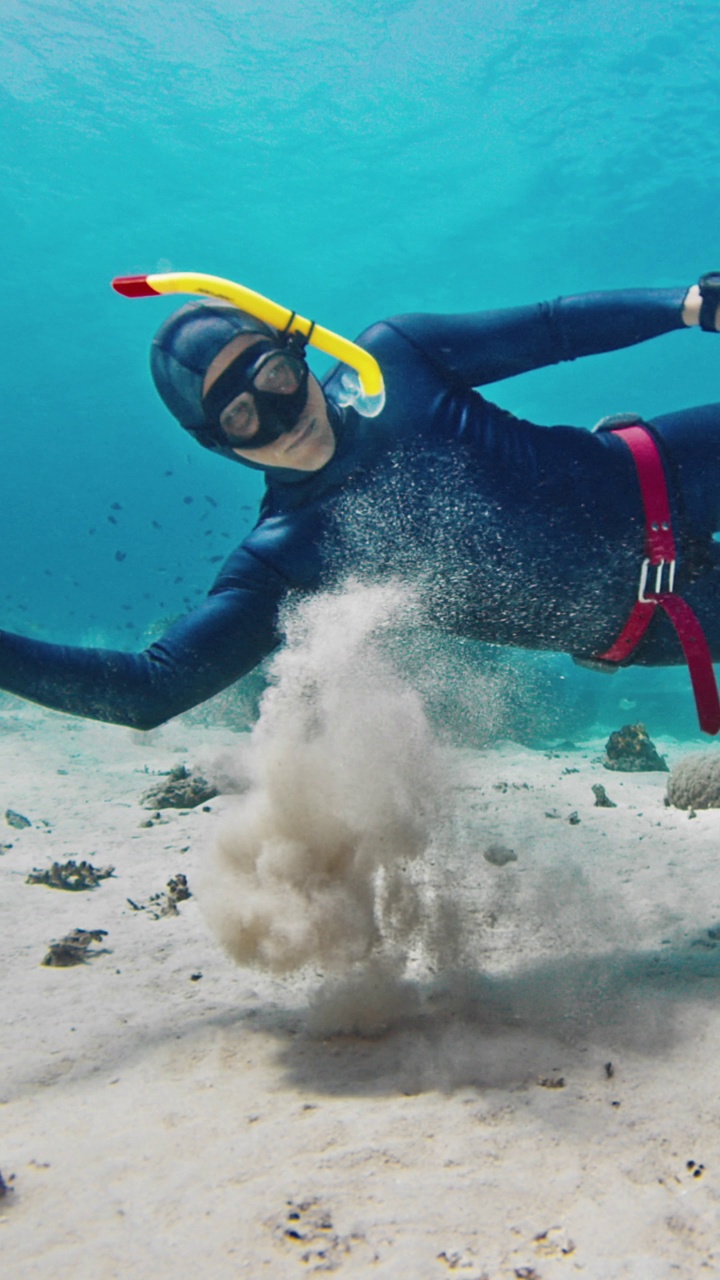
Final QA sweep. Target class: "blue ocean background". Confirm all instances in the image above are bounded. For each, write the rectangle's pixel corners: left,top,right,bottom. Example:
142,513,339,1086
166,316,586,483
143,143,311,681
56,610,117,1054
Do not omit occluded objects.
2,0,720,742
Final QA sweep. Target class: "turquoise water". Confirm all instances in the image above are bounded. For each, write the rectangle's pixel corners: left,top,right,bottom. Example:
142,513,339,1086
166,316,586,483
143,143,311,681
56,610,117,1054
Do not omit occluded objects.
2,0,720,739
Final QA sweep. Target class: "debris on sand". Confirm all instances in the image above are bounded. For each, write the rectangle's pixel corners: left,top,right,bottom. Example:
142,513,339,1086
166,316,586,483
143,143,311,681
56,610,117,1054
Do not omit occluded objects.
592,783,617,808
42,928,109,967
666,750,720,810
26,860,115,891
602,723,668,772
271,1198,363,1270
0,1169,14,1199
127,873,191,919
5,809,31,829
537,1075,565,1089
140,765,217,810
483,843,518,866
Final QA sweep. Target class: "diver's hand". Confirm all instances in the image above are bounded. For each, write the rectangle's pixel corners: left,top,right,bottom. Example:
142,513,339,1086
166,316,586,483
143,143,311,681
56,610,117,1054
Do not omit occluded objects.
682,282,720,331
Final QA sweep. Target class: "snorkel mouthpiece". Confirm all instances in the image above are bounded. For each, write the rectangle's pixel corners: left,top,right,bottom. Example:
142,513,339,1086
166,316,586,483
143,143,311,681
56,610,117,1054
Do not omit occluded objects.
335,367,386,419
112,270,386,418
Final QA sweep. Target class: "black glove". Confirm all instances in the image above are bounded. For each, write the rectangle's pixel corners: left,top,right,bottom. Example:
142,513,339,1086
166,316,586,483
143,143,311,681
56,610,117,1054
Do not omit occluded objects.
698,272,720,332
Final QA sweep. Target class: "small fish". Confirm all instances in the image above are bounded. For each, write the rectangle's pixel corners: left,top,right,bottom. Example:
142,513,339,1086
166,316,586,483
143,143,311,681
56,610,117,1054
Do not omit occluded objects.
204,495,218,507
115,551,127,562
110,502,122,511
108,516,118,525
151,520,162,530
183,496,193,505
208,555,223,564
163,470,174,477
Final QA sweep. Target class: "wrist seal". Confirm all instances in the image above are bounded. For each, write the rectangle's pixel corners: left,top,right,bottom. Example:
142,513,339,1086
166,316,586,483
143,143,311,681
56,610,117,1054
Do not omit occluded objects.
698,272,720,332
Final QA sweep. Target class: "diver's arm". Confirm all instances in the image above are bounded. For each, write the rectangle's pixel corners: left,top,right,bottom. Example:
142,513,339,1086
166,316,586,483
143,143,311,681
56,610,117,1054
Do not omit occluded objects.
0,567,284,731
375,287,691,388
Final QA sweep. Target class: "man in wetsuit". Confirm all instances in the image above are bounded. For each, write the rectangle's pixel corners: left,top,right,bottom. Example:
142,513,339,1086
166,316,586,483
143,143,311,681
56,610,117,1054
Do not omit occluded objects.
1,277,719,730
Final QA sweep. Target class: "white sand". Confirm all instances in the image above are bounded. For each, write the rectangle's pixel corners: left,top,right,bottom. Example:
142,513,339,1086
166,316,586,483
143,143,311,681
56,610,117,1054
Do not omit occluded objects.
2,699,720,1279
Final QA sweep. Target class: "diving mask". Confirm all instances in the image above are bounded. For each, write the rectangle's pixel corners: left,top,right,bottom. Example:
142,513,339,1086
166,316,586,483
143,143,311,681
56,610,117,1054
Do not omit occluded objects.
202,337,310,449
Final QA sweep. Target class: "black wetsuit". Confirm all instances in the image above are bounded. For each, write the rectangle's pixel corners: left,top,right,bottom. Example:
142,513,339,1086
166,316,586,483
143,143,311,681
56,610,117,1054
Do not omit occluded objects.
2,286,719,730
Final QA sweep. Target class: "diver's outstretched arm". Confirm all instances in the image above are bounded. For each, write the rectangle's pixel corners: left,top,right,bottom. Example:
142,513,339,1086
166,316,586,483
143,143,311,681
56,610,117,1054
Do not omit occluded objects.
0,583,282,731
368,286,698,389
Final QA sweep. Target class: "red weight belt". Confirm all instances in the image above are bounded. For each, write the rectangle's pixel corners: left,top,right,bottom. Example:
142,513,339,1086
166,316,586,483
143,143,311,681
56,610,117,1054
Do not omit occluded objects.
594,424,720,735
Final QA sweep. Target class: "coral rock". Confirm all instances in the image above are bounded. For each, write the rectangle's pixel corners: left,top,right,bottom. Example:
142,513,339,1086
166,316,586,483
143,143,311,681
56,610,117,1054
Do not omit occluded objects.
667,751,720,810
140,765,217,809
602,723,668,772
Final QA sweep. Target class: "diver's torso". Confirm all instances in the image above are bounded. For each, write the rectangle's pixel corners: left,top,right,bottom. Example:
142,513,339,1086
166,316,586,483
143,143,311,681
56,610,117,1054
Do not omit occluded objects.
244,372,648,654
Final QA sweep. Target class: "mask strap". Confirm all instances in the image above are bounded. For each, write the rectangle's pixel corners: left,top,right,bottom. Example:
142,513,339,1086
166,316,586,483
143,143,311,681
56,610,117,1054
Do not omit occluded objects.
280,311,316,357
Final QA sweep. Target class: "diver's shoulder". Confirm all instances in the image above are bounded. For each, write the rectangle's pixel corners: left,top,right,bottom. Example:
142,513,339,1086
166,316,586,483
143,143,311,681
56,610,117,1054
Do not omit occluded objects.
353,315,422,357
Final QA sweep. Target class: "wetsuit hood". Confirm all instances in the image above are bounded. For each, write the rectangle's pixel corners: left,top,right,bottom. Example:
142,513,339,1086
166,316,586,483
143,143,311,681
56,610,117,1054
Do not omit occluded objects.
151,299,282,472
150,298,344,486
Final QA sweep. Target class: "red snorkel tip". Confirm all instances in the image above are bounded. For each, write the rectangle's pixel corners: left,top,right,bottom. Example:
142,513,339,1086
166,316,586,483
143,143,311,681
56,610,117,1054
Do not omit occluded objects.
111,275,160,297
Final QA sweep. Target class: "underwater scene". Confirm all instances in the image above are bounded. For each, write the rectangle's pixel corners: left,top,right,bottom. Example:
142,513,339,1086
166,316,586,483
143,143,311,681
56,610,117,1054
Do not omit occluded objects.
3,2,720,1277
3,0,720,740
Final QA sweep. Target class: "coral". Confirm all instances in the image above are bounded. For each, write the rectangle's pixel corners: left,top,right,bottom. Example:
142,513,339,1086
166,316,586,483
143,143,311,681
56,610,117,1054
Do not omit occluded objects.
27,860,114,890
666,751,720,810
127,873,191,918
42,929,108,967
592,784,617,807
603,723,668,772
140,765,217,809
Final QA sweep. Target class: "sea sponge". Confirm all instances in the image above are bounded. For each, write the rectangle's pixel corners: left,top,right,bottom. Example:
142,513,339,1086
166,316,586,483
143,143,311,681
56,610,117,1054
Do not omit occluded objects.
666,751,720,810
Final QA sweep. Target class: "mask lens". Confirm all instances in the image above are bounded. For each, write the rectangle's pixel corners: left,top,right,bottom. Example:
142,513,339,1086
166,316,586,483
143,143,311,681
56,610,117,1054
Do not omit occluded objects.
219,392,256,442
251,352,305,395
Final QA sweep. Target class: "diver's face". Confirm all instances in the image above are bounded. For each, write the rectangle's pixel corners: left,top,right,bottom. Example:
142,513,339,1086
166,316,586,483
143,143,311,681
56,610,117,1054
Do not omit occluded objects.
202,333,336,472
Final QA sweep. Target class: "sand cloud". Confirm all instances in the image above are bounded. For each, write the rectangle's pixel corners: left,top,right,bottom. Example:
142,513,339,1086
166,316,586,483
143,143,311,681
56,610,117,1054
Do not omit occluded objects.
196,580,461,976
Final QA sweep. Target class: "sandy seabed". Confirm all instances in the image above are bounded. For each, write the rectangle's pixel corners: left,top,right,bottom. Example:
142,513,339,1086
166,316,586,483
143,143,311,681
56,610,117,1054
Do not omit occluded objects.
2,700,720,1280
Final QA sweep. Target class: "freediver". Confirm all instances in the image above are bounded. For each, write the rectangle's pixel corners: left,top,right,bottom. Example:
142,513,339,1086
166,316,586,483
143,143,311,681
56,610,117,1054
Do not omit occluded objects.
2,272,720,732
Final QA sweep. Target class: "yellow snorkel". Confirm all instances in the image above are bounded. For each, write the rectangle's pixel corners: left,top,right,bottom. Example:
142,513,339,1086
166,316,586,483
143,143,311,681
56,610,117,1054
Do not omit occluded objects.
112,270,386,417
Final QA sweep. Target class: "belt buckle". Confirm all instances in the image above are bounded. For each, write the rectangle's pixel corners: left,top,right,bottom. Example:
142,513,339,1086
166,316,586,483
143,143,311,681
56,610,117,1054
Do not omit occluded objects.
638,557,676,602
